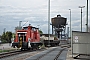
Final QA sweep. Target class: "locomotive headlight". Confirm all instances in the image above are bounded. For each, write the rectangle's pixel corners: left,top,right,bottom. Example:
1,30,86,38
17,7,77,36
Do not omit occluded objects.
28,38,31,48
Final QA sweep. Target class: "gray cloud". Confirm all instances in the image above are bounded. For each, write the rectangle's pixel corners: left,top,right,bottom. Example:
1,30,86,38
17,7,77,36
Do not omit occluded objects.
0,0,90,35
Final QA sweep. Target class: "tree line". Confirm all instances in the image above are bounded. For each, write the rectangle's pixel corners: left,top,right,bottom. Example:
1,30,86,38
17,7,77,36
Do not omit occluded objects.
0,30,43,43
0,31,14,43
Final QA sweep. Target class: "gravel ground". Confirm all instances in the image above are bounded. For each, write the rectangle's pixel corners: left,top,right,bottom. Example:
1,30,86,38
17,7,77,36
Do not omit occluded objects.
0,49,45,60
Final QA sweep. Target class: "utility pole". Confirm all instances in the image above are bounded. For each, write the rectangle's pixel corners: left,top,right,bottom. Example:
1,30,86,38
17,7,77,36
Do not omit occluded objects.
3,28,6,40
86,0,88,32
48,0,50,47
69,9,71,38
4,28,6,35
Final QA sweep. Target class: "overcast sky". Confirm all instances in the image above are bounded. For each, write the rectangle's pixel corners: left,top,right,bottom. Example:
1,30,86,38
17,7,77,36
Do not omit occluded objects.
0,0,90,35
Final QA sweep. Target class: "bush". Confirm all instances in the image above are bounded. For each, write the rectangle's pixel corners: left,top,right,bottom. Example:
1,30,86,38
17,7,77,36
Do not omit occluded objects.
1,40,7,43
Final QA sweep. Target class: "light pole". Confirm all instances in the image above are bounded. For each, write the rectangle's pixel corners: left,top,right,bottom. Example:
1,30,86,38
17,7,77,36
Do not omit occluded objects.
79,6,85,32
48,0,50,47
69,9,71,39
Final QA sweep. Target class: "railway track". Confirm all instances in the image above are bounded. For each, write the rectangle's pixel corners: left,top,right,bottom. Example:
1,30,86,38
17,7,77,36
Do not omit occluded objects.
0,48,47,59
36,48,56,60
38,48,66,60
0,50,21,58
0,47,68,60
54,48,66,60
26,47,67,60
0,50,31,59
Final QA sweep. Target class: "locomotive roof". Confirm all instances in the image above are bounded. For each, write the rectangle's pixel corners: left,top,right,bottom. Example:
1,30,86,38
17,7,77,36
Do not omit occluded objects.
32,27,35,28
35,28,39,29
23,26,38,29
23,26,28,28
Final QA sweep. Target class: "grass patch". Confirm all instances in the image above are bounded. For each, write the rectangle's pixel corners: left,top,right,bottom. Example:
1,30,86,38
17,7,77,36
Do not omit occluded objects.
0,50,9,53
0,49,16,53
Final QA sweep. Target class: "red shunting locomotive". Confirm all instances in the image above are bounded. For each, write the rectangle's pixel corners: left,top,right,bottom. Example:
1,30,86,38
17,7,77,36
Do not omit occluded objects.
12,24,42,50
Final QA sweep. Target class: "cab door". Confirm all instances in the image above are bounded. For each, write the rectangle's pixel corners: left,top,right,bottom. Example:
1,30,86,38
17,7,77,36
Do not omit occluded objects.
18,33,26,48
